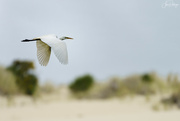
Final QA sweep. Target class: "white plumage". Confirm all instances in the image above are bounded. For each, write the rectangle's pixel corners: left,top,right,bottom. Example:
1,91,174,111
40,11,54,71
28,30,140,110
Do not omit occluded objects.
22,34,73,66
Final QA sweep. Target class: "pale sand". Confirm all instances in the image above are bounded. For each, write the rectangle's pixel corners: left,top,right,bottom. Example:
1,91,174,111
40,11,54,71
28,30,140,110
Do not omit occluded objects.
0,96,180,121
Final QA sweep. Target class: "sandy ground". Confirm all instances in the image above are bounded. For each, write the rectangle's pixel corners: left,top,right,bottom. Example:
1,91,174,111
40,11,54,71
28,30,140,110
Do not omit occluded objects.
0,95,180,121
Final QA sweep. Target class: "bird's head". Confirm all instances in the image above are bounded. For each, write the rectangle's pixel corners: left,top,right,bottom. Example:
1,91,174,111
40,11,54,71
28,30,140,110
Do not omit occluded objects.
60,36,73,40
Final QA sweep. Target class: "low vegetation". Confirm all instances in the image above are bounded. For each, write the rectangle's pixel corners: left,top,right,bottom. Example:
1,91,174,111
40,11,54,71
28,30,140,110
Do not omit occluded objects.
0,60,180,109
76,72,166,99
40,81,57,94
161,74,180,109
69,74,94,98
7,60,38,95
0,66,18,95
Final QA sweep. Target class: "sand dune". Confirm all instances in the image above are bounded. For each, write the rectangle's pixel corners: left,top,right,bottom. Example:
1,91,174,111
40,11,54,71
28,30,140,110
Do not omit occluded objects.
0,96,180,121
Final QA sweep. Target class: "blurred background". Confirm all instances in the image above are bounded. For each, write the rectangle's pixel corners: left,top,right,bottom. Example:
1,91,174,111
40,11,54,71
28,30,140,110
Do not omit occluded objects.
0,0,180,121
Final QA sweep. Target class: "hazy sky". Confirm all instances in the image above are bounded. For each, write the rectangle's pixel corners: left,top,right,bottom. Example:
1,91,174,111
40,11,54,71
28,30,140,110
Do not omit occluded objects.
0,0,180,84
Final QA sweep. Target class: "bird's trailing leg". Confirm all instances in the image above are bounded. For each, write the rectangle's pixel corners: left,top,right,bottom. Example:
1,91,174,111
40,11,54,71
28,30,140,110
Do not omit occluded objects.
21,38,41,42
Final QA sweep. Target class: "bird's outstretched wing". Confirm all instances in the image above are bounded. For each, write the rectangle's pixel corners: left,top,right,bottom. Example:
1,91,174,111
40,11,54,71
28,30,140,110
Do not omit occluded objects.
51,40,68,64
36,40,51,66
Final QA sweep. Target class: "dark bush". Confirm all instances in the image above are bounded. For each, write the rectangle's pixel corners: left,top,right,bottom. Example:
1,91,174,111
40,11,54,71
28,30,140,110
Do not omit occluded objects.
141,73,153,83
162,92,180,108
7,60,38,95
69,74,94,93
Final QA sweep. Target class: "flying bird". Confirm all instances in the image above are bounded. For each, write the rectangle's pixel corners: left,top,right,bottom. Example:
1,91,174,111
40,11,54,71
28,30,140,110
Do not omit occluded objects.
22,34,73,66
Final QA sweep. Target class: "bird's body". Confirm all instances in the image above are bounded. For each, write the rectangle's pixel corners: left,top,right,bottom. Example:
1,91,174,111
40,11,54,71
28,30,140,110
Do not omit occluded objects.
22,34,73,66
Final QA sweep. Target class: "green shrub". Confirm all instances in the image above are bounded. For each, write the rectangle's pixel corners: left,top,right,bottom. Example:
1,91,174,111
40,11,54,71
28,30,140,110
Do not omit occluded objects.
69,74,94,93
0,66,18,95
7,60,38,95
141,73,154,83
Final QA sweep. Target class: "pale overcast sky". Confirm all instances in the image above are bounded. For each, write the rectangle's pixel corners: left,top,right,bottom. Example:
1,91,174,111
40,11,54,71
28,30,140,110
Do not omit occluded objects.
0,0,180,84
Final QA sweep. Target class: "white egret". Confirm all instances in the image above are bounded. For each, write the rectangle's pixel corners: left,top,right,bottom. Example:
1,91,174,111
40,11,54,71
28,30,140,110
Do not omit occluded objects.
22,34,73,66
